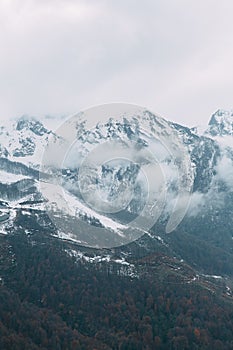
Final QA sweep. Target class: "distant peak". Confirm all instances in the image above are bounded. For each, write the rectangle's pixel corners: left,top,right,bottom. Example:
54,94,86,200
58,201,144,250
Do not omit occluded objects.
206,109,233,137
16,115,50,136
209,109,233,126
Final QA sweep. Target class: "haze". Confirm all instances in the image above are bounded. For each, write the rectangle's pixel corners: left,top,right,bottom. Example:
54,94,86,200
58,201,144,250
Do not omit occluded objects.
0,0,233,127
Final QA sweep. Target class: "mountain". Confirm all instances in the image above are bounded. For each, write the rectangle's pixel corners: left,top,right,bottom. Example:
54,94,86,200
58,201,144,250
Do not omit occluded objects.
1,108,233,348
0,109,232,254
206,109,233,136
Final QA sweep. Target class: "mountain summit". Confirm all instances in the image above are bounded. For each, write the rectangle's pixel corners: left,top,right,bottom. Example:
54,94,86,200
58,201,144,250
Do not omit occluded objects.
0,107,232,270
207,109,233,136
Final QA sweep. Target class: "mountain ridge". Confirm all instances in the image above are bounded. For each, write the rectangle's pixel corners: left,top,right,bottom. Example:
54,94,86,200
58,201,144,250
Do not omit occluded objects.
0,109,233,273
1,109,233,348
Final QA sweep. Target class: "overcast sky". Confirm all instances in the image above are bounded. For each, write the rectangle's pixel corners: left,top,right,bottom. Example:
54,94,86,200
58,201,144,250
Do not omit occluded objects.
0,0,233,127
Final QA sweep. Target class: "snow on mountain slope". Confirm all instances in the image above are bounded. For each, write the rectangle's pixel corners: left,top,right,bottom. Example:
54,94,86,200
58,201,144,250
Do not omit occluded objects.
0,108,233,248
0,115,62,168
192,109,233,141
207,109,233,136
0,170,29,184
40,181,127,233
40,106,197,238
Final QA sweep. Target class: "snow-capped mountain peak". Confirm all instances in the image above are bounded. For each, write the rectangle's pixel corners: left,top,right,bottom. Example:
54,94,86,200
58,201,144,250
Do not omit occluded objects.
207,109,233,136
0,107,232,249
15,115,51,136
0,115,62,168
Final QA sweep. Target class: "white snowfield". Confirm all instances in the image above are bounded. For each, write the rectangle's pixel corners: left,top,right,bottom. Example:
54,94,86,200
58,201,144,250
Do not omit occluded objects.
40,181,127,234
0,170,29,184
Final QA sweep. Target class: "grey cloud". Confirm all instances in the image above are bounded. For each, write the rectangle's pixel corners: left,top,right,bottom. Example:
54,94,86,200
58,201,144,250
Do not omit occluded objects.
0,0,233,126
